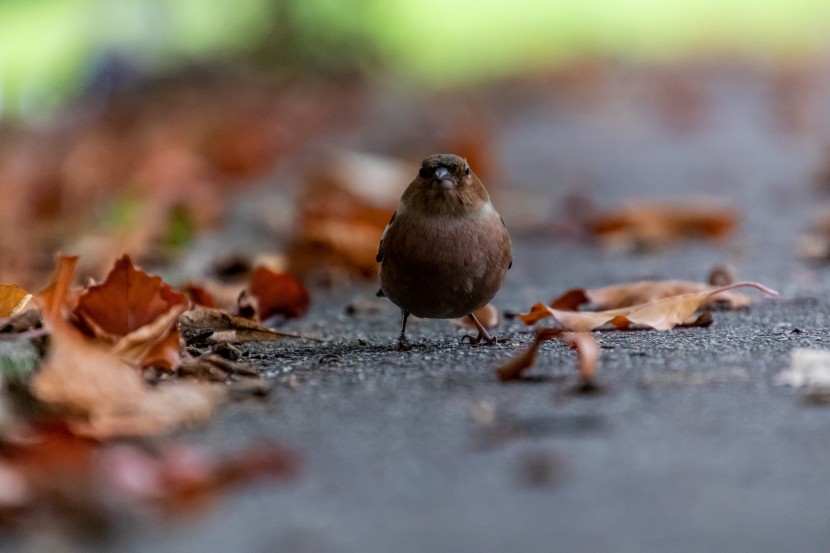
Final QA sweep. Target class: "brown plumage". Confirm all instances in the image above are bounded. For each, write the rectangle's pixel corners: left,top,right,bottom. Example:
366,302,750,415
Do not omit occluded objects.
377,153,512,350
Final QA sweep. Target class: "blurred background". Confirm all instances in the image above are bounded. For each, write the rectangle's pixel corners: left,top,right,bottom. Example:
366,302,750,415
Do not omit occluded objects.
3,0,830,115
3,0,830,288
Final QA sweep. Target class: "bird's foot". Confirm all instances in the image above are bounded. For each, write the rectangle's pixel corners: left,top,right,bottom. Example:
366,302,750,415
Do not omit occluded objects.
396,336,413,351
463,313,497,346
461,330,497,346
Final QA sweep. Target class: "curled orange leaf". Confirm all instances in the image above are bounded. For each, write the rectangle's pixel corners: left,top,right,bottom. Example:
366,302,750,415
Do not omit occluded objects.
498,328,599,383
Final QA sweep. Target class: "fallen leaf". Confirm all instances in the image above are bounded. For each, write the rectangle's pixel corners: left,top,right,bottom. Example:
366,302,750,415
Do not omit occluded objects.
567,332,600,383
72,255,187,368
520,282,778,332
179,307,300,343
550,279,753,312
497,328,599,384
32,323,221,439
0,285,32,318
497,328,562,381
111,307,186,369
590,202,738,251
245,266,310,321
451,303,499,330
73,255,186,337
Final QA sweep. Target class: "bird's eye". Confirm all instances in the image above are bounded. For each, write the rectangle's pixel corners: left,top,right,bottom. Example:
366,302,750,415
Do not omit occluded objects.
464,166,470,176
419,167,429,179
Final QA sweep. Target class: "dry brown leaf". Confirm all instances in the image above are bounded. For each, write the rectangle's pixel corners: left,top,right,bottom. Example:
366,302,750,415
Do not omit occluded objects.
520,282,778,332
179,307,294,343
72,255,187,368
33,323,221,439
74,254,187,337
111,306,186,369
245,266,310,321
0,285,32,318
451,303,500,330
567,332,600,382
550,279,753,311
497,328,562,381
590,202,737,251
497,328,599,383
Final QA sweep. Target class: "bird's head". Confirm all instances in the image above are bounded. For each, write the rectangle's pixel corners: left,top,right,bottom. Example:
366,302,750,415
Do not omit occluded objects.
405,153,489,214
418,154,473,190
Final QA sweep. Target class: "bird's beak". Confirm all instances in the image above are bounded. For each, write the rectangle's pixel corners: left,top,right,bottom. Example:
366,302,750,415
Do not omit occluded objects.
434,167,455,190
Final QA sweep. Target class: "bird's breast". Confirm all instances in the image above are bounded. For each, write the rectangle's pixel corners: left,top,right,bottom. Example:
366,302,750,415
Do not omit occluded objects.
379,207,512,318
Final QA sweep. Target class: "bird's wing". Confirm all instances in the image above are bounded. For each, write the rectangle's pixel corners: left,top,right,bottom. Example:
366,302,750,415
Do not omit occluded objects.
376,210,397,263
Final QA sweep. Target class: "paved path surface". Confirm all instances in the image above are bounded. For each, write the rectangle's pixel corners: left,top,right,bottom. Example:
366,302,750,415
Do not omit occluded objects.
9,64,830,553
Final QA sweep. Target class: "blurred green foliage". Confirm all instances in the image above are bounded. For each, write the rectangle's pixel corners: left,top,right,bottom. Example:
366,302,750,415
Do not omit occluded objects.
1,0,829,117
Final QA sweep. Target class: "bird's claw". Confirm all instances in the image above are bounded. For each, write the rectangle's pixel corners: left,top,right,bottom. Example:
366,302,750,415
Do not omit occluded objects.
461,331,497,346
396,337,413,351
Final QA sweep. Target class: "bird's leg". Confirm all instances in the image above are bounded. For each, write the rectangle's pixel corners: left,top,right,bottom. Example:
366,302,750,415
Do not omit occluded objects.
396,310,412,351
464,313,497,346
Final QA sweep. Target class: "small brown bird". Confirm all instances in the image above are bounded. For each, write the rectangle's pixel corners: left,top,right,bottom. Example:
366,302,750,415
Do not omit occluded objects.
376,153,512,350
